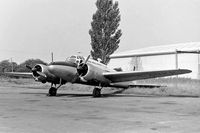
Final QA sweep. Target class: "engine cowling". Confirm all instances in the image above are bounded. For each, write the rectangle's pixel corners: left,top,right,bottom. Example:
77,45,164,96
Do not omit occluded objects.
32,64,60,84
77,63,110,85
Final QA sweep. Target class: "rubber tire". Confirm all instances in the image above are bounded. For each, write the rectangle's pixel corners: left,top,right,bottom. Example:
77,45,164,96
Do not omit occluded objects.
92,88,101,97
48,87,57,96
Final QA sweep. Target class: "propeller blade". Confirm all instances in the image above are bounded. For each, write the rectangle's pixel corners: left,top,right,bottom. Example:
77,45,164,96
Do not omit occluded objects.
77,55,90,70
25,65,32,70
37,71,47,78
83,55,90,65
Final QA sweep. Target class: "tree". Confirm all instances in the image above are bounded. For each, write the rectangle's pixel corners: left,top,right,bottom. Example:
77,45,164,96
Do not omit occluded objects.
16,59,47,72
0,60,12,72
0,58,47,73
89,0,122,64
0,60,17,72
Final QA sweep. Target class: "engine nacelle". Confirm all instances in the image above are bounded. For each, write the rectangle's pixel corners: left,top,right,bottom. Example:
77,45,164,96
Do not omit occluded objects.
33,64,60,84
78,64,111,85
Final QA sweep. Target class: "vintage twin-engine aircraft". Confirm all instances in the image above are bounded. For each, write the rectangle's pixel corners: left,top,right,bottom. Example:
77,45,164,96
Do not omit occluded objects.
6,55,191,97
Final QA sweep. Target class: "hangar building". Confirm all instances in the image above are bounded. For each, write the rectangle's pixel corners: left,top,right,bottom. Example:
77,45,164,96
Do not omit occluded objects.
108,42,200,79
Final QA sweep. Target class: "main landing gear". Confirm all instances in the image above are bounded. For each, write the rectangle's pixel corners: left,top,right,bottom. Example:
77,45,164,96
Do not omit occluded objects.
48,82,62,96
48,87,57,96
92,87,102,97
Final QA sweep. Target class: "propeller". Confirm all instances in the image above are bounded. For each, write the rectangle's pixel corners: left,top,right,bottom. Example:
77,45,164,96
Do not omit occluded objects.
25,65,46,78
72,55,90,82
77,55,90,72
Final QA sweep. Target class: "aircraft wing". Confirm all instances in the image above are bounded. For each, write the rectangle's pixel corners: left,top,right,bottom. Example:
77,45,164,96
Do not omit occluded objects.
3,72,33,78
103,69,191,83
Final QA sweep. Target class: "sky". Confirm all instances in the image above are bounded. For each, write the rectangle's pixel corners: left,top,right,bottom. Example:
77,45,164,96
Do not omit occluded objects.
0,0,200,63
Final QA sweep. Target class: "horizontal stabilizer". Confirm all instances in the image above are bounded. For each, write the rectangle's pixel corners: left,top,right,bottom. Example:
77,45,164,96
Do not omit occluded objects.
108,82,164,88
129,84,164,88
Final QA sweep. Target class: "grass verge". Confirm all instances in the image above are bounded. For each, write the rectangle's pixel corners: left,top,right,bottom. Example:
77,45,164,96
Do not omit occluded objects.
0,76,199,97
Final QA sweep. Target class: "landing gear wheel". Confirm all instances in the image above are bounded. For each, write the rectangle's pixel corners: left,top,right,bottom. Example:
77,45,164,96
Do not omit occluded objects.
48,87,57,96
92,88,101,97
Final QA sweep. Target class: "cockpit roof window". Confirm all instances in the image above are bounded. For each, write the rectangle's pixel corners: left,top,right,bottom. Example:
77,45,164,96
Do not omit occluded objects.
66,55,85,64
70,55,76,59
77,56,84,60
65,56,76,62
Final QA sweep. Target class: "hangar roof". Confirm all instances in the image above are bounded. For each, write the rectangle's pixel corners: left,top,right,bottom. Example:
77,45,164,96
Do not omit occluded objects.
110,42,200,58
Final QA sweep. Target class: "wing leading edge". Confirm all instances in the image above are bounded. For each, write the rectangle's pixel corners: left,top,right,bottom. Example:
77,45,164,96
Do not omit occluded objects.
103,69,191,83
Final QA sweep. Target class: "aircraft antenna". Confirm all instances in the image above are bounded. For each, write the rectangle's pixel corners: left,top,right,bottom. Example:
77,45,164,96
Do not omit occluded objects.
51,52,54,62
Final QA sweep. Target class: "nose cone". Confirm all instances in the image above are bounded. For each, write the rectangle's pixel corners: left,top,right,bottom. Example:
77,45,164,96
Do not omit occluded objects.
48,64,77,82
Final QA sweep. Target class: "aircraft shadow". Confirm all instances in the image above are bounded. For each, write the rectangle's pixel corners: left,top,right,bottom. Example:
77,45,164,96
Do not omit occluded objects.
55,88,128,97
20,89,199,98
56,89,163,98
21,90,155,98
56,93,199,98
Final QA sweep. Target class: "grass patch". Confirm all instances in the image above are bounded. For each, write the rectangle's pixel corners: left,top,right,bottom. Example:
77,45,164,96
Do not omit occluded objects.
0,76,199,97
125,78,200,97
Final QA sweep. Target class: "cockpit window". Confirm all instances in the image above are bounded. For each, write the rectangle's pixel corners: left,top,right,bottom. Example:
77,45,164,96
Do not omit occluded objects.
66,55,85,64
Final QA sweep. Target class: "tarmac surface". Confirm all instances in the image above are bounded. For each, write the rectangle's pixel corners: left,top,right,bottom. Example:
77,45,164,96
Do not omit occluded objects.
0,85,200,133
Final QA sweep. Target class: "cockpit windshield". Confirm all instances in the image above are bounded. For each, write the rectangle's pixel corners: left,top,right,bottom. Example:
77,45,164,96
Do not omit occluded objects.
66,55,85,65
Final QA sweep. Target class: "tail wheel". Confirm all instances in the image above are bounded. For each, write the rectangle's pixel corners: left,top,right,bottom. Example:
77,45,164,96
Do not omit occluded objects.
93,88,101,97
48,87,57,96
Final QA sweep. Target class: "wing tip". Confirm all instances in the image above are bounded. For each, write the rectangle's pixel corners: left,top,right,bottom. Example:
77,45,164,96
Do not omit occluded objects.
179,69,192,74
